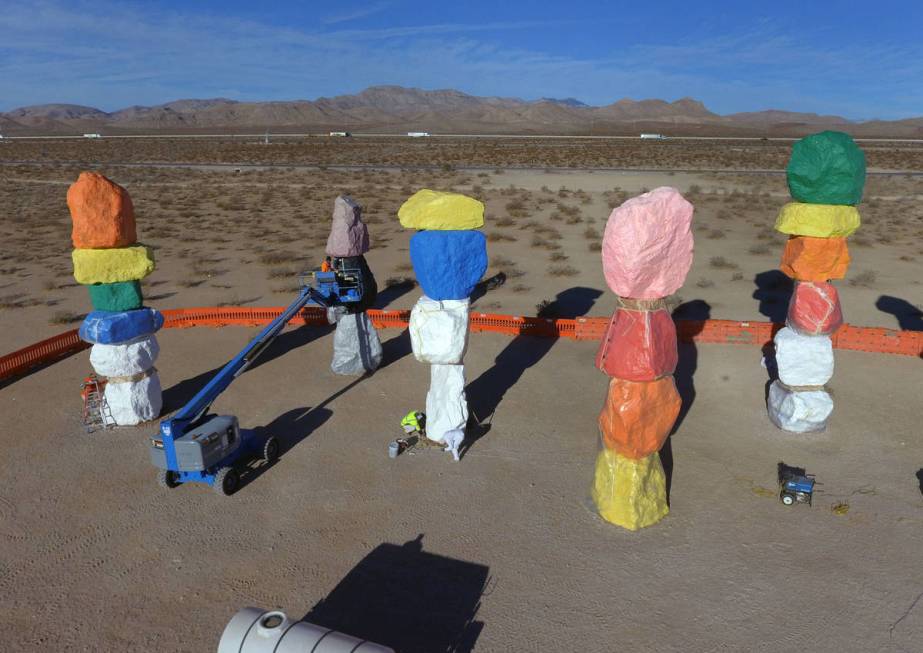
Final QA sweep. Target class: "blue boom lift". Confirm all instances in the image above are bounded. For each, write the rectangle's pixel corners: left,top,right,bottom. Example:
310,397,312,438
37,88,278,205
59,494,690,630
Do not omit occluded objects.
149,266,362,495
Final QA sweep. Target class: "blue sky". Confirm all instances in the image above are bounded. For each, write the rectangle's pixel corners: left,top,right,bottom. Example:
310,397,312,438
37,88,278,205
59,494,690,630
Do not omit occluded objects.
1,0,921,119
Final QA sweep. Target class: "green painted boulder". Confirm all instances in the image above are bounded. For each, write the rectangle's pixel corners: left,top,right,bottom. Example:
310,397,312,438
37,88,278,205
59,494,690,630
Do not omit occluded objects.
786,131,866,206
87,281,143,312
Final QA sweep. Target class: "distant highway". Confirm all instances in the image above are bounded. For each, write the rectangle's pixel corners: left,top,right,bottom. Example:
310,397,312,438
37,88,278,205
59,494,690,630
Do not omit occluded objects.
1,132,921,144
1,159,920,176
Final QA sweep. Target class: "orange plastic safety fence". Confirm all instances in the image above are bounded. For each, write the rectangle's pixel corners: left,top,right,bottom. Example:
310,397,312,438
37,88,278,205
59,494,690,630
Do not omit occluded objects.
0,329,89,382
1,308,920,383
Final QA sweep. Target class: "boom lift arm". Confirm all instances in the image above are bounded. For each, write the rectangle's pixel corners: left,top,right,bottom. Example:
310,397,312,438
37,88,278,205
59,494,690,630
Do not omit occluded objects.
150,268,362,495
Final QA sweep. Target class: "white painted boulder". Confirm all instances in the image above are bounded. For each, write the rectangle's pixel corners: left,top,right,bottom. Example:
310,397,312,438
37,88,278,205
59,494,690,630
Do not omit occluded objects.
773,327,834,387
409,296,470,365
767,380,833,433
104,370,163,426
425,364,468,444
89,334,159,378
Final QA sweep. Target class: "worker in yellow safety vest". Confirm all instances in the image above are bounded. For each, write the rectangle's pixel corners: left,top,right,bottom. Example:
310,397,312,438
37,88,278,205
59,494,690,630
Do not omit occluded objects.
401,410,425,435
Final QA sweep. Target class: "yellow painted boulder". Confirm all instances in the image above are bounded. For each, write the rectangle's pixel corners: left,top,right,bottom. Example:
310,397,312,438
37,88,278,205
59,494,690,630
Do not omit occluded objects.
73,245,155,285
398,189,484,230
774,202,860,238
591,448,669,530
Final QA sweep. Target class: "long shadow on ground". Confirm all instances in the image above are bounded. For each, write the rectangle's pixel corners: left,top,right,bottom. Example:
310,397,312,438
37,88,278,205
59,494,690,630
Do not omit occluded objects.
238,404,334,491
662,299,711,504
463,287,601,457
752,269,793,323
876,295,923,331
303,534,489,653
161,324,333,413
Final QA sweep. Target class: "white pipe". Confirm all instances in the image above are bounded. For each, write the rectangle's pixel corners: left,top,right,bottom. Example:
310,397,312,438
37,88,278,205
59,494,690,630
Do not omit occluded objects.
218,607,394,653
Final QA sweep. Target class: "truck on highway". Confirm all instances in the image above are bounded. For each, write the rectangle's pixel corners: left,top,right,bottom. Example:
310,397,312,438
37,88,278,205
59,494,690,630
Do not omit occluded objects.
407,131,431,137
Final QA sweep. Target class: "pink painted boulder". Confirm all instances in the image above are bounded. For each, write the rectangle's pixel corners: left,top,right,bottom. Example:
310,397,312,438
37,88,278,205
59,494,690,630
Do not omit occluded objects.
325,195,370,257
602,187,694,299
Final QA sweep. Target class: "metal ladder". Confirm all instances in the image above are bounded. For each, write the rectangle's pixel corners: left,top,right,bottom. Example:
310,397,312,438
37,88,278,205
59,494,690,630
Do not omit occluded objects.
81,374,113,433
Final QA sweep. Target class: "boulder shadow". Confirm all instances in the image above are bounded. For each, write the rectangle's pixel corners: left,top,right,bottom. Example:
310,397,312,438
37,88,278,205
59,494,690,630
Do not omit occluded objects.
161,324,333,413
463,286,601,456
876,295,923,332
664,299,711,505
374,279,417,310
753,270,793,323
303,534,489,653
238,405,333,490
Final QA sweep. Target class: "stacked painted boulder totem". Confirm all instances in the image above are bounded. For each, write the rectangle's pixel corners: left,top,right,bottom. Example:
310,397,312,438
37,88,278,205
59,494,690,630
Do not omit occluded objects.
69,172,163,426
325,195,382,376
768,131,865,433
399,190,488,460
592,187,694,530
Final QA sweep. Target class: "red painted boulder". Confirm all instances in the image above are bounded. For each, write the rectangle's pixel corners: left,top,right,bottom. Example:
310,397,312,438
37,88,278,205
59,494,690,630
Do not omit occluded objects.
787,281,843,336
595,307,678,381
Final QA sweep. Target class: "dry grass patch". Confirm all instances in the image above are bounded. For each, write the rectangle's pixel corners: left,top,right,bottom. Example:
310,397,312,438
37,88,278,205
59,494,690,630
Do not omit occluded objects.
547,264,579,277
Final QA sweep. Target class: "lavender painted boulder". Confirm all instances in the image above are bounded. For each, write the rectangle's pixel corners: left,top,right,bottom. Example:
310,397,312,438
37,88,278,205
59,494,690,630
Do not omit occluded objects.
325,195,369,257
602,187,695,299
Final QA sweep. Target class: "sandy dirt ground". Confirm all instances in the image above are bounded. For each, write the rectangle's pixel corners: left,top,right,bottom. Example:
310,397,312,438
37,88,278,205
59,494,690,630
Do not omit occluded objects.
1,324,921,652
1,139,921,651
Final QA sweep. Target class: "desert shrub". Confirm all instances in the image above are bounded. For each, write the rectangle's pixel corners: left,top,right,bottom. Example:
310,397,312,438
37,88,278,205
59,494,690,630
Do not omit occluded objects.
695,277,715,288
385,276,417,288
258,251,299,265
709,256,738,269
583,227,600,240
706,229,726,239
49,310,84,324
547,264,578,277
588,241,602,252
848,271,877,287
748,243,771,255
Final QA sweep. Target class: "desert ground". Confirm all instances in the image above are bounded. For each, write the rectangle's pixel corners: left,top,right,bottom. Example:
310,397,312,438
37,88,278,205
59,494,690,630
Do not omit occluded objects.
0,137,921,651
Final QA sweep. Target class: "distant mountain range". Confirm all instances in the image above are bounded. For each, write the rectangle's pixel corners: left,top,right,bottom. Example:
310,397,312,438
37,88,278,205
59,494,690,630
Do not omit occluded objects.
2,85,921,137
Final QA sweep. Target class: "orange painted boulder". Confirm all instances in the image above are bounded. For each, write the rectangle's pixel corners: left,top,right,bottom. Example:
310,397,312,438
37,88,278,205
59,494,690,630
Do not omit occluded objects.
787,281,843,336
780,236,850,281
67,172,136,249
598,376,681,459
595,307,678,381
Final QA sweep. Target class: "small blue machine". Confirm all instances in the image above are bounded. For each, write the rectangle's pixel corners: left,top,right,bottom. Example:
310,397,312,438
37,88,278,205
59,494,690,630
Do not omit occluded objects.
780,473,815,506
150,267,363,495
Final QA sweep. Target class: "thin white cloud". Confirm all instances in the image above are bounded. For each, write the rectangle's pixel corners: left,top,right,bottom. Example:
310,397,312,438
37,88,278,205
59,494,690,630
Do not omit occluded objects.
321,2,391,25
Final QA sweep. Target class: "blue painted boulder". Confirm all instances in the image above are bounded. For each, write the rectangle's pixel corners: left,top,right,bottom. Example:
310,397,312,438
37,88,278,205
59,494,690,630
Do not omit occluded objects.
79,307,165,345
410,230,487,301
